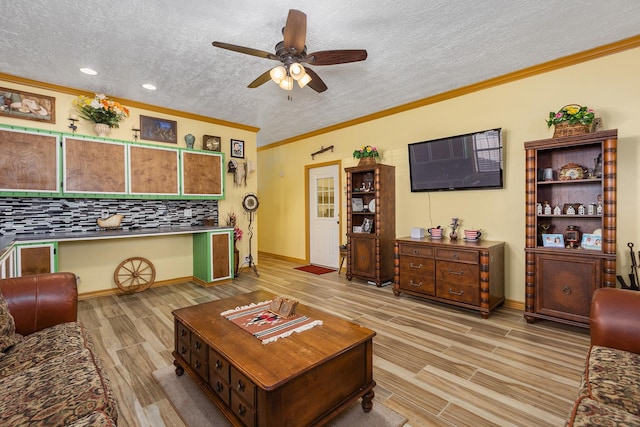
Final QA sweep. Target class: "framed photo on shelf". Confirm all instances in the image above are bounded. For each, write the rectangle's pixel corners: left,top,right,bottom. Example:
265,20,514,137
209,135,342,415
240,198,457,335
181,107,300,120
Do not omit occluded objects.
581,233,602,250
140,115,177,143
542,234,564,248
0,87,55,124
231,139,244,158
203,135,221,151
351,198,364,212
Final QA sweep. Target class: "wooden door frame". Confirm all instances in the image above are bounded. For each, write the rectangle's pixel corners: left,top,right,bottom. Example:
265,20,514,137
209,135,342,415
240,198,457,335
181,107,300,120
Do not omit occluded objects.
304,160,342,264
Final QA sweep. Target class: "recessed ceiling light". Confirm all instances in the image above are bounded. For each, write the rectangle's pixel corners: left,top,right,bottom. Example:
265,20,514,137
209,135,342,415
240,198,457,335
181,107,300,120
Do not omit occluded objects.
79,68,98,75
142,83,157,90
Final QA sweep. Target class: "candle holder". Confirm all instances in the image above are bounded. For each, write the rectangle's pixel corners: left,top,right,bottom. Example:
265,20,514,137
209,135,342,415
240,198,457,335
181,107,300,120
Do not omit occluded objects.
68,117,79,133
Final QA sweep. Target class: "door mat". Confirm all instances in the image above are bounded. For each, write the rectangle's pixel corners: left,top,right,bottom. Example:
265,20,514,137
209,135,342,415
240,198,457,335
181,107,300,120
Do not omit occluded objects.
295,265,336,275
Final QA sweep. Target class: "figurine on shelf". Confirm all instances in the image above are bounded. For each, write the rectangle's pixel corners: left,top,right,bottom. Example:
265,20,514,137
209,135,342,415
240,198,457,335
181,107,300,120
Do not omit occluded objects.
449,217,460,240
544,201,552,215
553,205,562,215
537,202,543,215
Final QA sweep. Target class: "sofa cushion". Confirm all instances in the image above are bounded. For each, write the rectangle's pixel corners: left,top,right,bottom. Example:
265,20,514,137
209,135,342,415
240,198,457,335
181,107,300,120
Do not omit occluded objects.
568,396,640,426
0,288,22,354
0,346,118,426
581,345,640,416
0,322,89,378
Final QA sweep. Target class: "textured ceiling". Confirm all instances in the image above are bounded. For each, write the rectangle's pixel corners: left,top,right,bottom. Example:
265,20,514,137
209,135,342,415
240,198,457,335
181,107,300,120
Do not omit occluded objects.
1,1,639,146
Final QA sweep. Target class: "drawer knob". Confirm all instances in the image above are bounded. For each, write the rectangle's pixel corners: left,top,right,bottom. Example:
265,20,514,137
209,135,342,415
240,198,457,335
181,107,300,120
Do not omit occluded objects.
238,404,246,417
181,346,187,355
409,280,422,287
562,286,572,295
181,329,187,337
216,382,224,392
452,253,459,259
216,360,223,370
360,256,366,260
448,269,464,275
409,262,422,269
449,288,464,296
237,379,245,392
195,341,201,350
413,249,419,255
195,360,201,369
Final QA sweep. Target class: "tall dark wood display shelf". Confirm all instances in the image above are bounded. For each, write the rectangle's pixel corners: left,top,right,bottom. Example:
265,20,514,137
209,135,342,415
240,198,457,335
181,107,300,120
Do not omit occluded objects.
346,162,395,286
524,129,617,328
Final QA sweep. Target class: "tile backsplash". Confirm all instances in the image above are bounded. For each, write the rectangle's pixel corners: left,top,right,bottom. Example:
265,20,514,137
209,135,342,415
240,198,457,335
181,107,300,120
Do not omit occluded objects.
0,197,218,235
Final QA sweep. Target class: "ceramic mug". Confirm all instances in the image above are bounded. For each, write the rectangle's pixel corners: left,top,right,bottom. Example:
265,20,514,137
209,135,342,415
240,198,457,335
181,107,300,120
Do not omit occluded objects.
428,227,443,238
464,229,482,240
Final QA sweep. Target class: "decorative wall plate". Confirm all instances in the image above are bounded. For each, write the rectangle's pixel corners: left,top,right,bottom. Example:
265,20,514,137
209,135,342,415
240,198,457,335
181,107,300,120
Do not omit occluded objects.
242,193,259,212
368,199,376,213
559,163,585,180
352,198,364,212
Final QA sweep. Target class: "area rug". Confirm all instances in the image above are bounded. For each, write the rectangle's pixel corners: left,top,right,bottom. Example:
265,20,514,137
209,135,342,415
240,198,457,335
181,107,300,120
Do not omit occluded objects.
295,264,336,275
153,365,407,427
221,300,323,344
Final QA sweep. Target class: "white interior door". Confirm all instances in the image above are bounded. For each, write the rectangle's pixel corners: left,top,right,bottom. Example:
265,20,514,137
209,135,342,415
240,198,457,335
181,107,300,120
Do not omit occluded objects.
309,165,340,268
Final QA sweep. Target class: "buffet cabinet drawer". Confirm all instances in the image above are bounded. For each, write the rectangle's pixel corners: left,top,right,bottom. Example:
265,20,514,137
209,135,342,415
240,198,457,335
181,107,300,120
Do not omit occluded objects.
210,373,231,405
176,320,191,364
209,348,230,383
435,248,478,264
436,261,479,286
399,243,434,258
436,280,480,305
398,256,435,295
191,354,208,381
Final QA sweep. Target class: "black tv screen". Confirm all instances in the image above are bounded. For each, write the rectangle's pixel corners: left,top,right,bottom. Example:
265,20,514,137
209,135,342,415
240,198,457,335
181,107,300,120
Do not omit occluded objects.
408,128,503,192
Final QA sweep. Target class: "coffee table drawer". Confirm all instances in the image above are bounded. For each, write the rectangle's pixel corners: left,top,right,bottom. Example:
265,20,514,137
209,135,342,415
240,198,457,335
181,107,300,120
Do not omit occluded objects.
230,392,256,427
209,348,230,383
231,366,256,407
190,334,208,360
191,354,208,381
211,374,230,405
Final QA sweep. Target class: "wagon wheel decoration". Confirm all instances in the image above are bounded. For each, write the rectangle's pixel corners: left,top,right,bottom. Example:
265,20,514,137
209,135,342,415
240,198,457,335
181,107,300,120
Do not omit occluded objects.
114,257,156,294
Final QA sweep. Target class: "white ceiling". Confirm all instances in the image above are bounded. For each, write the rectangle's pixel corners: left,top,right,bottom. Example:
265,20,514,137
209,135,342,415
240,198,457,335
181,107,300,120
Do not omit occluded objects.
1,1,639,146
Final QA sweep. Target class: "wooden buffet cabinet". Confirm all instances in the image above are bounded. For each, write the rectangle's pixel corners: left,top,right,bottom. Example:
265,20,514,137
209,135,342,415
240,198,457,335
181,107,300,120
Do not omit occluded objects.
345,162,395,286
524,130,617,327
394,237,505,318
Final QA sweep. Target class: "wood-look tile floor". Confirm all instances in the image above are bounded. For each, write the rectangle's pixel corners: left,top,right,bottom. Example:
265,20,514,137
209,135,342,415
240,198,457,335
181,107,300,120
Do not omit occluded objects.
77,254,589,427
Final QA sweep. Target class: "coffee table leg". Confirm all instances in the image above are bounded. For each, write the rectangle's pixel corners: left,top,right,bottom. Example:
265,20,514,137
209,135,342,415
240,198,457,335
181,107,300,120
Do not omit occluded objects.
361,389,375,412
173,360,184,376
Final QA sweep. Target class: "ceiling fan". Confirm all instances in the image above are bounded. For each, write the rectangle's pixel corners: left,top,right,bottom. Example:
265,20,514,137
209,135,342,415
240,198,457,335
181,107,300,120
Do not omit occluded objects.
212,9,367,93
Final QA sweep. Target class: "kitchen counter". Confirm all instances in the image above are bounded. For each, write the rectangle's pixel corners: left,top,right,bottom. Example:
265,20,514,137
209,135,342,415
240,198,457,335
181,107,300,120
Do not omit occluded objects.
0,225,232,259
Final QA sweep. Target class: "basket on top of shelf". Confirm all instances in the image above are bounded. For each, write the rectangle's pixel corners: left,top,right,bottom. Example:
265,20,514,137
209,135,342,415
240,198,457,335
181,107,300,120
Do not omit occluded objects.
353,145,380,166
546,104,595,138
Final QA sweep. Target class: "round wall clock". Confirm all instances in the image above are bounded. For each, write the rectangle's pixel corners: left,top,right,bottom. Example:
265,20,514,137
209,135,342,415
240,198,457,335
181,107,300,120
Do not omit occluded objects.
242,193,259,212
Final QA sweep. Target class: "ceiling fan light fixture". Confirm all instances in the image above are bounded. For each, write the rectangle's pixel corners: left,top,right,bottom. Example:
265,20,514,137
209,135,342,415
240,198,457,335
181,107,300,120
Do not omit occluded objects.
279,76,294,90
289,63,306,81
270,66,287,84
297,73,312,88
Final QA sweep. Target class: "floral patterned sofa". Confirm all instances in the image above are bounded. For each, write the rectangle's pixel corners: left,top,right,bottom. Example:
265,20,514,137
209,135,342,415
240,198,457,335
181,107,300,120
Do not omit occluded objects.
566,287,640,426
0,273,118,426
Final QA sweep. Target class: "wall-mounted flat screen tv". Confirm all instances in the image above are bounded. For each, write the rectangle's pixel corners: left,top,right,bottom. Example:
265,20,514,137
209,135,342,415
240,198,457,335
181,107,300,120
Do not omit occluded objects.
408,128,503,192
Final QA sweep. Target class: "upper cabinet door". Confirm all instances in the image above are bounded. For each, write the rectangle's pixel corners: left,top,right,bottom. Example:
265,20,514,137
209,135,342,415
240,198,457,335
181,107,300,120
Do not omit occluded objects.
63,136,127,195
181,151,224,197
128,144,180,196
0,128,60,194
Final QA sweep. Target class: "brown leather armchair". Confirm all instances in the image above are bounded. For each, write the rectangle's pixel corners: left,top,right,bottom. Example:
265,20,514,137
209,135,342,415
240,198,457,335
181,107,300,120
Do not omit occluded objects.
0,272,78,336
590,287,640,354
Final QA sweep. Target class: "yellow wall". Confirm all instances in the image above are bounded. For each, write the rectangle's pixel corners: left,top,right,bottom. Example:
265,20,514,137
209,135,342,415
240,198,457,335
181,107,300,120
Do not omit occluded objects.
0,78,258,294
257,47,640,304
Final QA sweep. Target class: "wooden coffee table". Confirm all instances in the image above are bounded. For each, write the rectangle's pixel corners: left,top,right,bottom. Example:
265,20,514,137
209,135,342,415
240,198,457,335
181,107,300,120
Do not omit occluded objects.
172,290,376,427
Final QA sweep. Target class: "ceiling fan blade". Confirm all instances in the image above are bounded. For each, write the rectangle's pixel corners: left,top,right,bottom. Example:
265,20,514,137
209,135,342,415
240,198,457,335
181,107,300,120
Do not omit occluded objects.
304,50,368,65
212,41,279,60
283,9,307,54
304,67,327,93
248,70,272,88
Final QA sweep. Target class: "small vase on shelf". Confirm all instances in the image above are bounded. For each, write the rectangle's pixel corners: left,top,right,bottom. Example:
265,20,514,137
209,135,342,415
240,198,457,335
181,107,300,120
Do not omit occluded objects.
184,133,195,149
94,123,111,137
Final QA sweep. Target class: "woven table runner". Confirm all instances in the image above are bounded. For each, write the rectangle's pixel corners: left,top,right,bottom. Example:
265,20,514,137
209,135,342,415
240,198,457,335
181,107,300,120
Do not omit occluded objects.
221,301,323,345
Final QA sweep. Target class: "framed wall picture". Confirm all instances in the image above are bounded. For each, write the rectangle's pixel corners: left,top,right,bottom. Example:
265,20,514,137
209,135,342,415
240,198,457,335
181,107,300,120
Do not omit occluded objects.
231,139,244,158
0,87,55,123
542,233,564,248
203,135,221,151
140,115,177,144
581,233,602,250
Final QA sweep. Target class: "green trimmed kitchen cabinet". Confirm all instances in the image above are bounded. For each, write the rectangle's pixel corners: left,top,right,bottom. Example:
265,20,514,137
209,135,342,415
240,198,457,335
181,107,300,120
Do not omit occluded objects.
193,229,234,284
